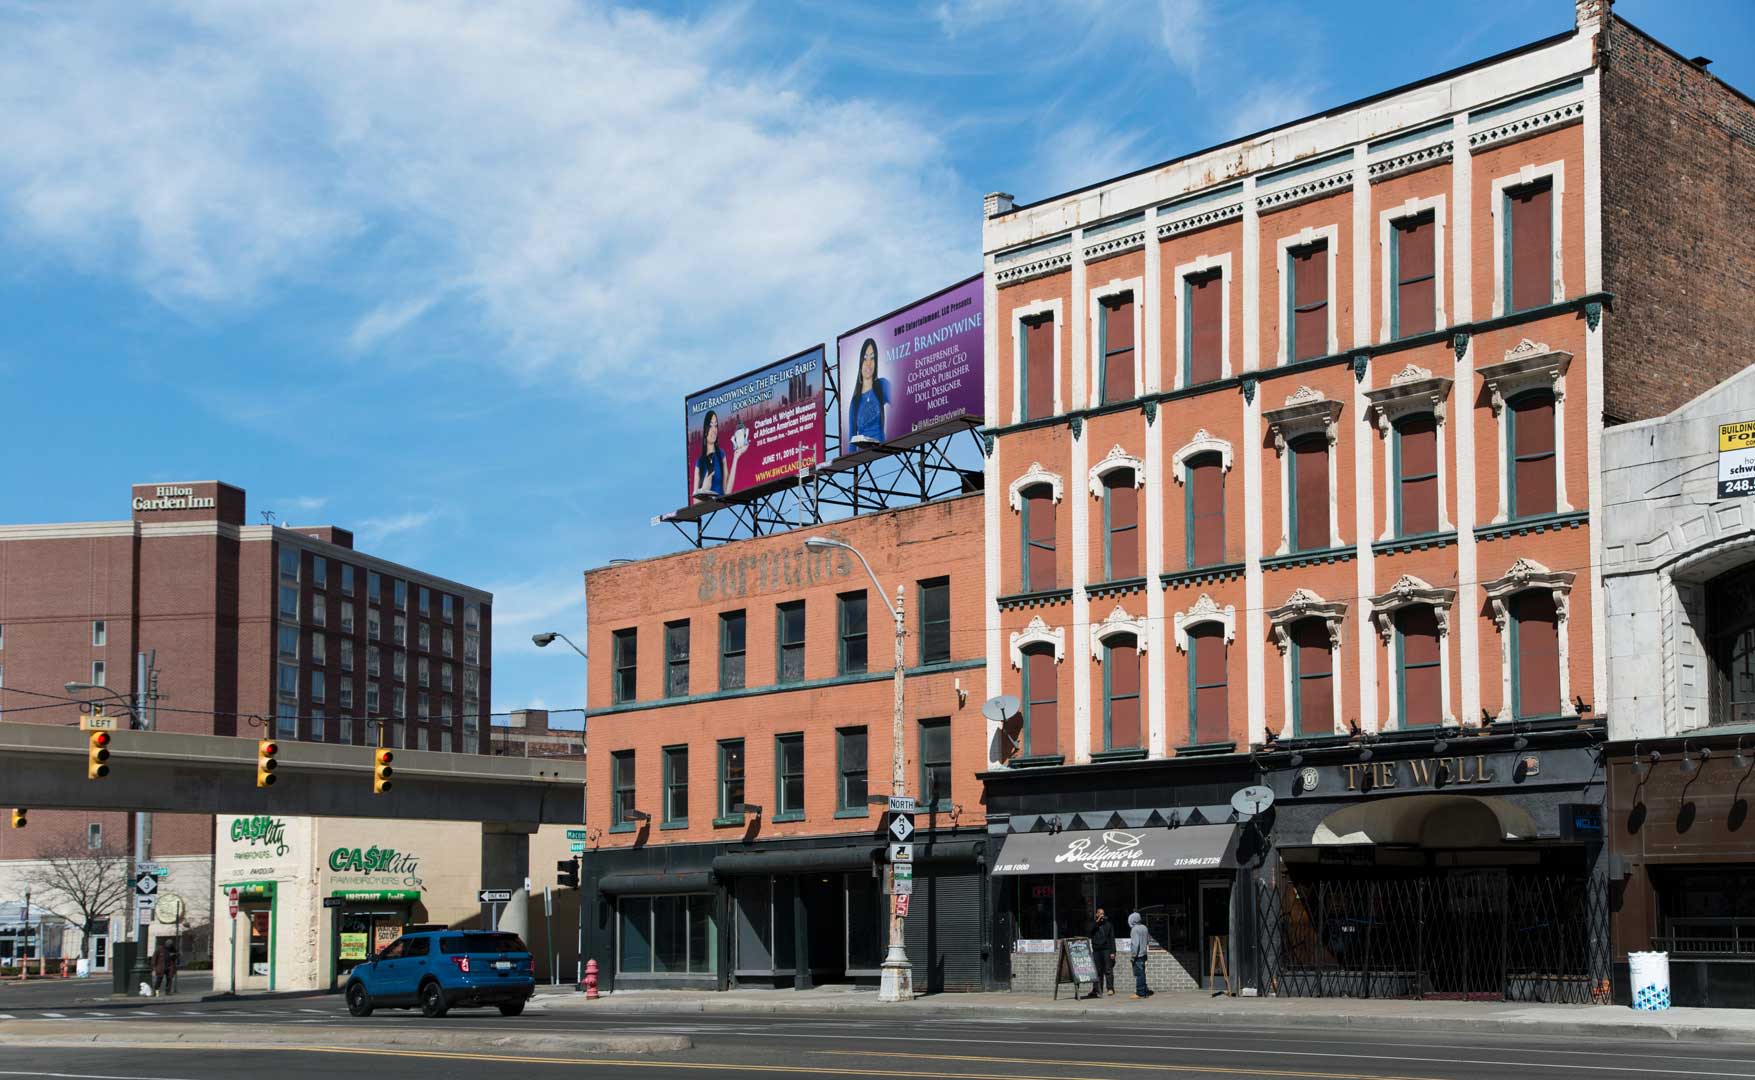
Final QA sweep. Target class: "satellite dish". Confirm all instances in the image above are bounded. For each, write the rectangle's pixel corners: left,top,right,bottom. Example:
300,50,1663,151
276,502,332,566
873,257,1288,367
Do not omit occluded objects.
982,695,1021,723
1230,785,1275,817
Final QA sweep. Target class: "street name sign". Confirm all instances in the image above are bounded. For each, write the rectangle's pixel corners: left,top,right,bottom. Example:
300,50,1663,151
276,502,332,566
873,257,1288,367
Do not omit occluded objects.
323,897,345,909
566,829,587,841
886,795,916,813
136,861,165,875
569,841,586,854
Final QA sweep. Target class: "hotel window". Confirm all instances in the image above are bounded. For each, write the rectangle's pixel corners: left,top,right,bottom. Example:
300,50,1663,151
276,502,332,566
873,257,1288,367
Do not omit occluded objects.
1098,292,1135,404
277,702,297,740
92,620,106,647
1020,313,1055,421
280,585,299,621
1288,240,1330,361
1102,636,1141,752
664,745,689,825
417,692,429,719
919,718,952,808
1288,435,1331,553
312,556,327,589
339,681,354,712
443,594,454,623
311,633,326,666
442,629,453,657
393,686,406,718
393,615,407,646
0,624,5,649
311,670,326,704
441,662,453,691
440,699,452,722
279,626,299,659
277,662,297,698
838,591,868,675
1392,212,1437,338
1020,485,1057,592
339,712,354,744
368,571,381,602
465,603,480,631
1187,623,1228,745
366,681,380,714
1103,470,1140,581
776,601,805,685
280,547,299,581
464,630,480,665
1396,606,1443,727
311,708,325,742
88,823,102,850
717,739,745,819
463,713,479,754
775,733,805,820
419,586,430,616
720,610,746,690
394,579,407,611
340,638,354,672
1506,178,1554,313
1394,414,1441,536
393,651,407,682
611,750,636,828
312,593,327,627
1019,646,1058,760
1183,269,1223,384
837,726,868,812
1511,590,1562,719
665,620,690,698
418,657,430,688
340,602,355,634
368,645,381,677
367,610,380,641
418,623,430,652
341,564,355,596
918,577,950,666
91,660,107,687
612,628,637,704
1185,453,1226,567
1290,618,1335,736
1508,390,1558,519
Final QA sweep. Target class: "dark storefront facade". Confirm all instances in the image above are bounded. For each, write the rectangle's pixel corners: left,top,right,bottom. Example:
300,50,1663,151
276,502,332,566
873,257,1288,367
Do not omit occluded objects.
1254,724,1607,1003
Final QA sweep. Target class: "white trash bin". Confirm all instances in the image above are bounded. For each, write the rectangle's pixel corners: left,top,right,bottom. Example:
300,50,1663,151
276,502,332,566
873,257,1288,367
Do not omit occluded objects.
75,958,90,979
1629,950,1671,1011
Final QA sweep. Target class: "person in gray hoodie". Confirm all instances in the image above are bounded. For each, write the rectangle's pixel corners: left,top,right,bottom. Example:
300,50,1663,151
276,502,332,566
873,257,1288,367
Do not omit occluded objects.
1127,912,1152,998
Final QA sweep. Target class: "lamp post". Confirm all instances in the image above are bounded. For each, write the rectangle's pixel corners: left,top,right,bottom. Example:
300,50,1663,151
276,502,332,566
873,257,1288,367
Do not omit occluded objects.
65,679,152,991
804,536,911,1002
533,630,588,987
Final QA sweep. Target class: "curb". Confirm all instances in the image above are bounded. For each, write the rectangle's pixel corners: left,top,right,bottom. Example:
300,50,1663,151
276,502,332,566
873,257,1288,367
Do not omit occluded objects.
0,1020,690,1055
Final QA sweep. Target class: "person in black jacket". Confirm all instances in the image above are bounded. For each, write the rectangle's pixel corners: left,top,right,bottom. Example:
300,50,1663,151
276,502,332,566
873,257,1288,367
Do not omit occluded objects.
1088,908,1116,998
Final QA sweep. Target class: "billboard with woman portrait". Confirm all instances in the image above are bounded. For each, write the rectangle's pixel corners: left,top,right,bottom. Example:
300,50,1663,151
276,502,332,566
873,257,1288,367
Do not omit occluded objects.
836,274,984,456
684,346,824,503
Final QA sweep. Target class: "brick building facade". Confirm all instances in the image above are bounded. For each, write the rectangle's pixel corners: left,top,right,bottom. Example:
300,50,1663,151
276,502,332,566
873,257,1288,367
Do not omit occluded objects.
0,481,492,968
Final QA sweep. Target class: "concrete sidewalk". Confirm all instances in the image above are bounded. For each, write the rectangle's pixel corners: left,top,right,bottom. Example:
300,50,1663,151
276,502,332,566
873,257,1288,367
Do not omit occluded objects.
532,985,1755,1044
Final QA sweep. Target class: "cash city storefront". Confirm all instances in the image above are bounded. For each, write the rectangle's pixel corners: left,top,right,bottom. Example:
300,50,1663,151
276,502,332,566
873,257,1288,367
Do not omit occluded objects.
214,814,489,993
1255,725,1608,1002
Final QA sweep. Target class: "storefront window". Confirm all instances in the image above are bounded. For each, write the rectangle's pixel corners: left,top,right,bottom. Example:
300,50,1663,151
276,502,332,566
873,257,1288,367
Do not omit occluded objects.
1138,871,1196,952
620,894,715,975
620,897,652,972
1018,875,1057,940
847,872,884,970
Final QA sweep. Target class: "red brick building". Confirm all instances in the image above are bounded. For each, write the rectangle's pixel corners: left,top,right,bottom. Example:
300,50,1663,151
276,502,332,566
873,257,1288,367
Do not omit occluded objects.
581,494,987,991
0,481,492,966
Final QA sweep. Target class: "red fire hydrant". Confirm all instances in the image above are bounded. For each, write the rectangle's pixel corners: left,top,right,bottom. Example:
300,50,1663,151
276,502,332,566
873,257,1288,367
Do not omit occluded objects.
583,958,599,999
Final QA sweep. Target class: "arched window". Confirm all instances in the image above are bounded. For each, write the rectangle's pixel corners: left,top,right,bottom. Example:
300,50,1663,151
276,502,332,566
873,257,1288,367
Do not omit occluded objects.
1185,452,1226,568
1103,470,1140,581
1509,390,1558,519
1290,617,1335,736
1102,634,1141,751
1020,485,1057,592
1395,606,1443,727
1511,590,1562,719
1393,413,1440,537
1021,645,1060,759
1708,564,1755,726
1187,623,1228,745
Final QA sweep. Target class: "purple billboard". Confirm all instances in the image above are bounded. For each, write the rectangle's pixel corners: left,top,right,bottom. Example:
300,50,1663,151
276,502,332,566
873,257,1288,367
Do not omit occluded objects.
685,346,824,504
836,274,984,456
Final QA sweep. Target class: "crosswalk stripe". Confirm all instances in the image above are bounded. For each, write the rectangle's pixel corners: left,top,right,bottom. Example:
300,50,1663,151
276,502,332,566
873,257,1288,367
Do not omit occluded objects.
40,1012,66,1018
0,1013,14,1019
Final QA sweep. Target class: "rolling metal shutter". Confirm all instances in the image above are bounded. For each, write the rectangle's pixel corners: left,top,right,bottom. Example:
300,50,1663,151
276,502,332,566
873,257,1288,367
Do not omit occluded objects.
903,860,985,993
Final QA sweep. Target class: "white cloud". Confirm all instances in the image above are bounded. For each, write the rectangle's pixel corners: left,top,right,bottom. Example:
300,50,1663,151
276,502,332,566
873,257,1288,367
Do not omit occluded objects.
1156,0,1211,78
279,495,331,515
1220,84,1322,142
355,510,438,543
0,1,968,397
486,576,586,654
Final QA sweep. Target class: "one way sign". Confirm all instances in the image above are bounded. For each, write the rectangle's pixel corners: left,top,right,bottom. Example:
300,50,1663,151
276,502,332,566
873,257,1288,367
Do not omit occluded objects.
888,812,914,843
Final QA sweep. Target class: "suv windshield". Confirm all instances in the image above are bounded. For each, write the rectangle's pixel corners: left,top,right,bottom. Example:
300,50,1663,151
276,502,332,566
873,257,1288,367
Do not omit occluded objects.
440,932,528,954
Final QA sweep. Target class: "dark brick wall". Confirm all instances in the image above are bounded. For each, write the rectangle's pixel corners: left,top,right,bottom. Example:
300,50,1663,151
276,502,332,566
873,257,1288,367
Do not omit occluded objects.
1601,17,1755,422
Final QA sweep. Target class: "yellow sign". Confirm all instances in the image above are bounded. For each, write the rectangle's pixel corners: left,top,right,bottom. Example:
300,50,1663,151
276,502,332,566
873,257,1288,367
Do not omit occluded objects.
1721,421,1755,498
339,932,369,961
1721,421,1755,451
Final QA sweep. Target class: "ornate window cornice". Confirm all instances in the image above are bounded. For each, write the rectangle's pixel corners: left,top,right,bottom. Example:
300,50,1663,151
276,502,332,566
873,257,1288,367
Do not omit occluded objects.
1171,429,1234,479
1267,588,1347,655
1368,574,1457,643
1090,603,1148,656
1008,461,1064,511
1477,339,1572,415
1482,558,1576,630
1009,615,1066,668
1364,363,1454,430
1263,386,1344,455
1173,593,1236,652
1088,445,1144,498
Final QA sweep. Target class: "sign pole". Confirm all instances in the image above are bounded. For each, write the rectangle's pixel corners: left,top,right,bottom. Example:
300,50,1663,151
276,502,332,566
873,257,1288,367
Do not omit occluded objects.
878,584,913,1003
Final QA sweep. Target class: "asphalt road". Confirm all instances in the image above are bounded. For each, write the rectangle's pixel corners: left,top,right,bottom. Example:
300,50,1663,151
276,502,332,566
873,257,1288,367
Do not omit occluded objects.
3,996,1755,1080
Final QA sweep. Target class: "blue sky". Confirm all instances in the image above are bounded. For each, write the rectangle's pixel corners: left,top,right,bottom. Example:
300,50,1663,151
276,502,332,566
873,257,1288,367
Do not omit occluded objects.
1,0,1749,716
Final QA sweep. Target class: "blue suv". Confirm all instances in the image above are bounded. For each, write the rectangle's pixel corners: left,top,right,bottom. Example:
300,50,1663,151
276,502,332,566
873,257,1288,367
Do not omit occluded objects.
344,930,535,1018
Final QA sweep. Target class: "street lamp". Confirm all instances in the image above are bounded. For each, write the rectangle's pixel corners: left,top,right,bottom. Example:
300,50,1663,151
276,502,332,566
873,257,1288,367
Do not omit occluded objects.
533,629,588,988
803,535,911,1002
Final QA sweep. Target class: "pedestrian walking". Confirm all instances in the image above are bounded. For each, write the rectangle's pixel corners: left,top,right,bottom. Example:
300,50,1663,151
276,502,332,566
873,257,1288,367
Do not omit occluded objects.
150,942,166,997
1127,912,1152,998
164,942,179,996
1088,908,1115,998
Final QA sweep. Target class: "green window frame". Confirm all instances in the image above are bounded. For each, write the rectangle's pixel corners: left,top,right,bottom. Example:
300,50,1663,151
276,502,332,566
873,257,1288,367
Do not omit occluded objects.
1392,416,1440,538
1289,620,1333,738
1389,211,1436,339
662,745,688,826
836,726,868,814
1097,292,1134,405
610,750,636,831
918,718,952,810
1186,625,1228,745
1286,240,1329,361
612,628,637,704
1019,646,1058,760
1506,389,1557,520
1020,486,1056,591
719,610,746,691
1019,313,1053,421
1102,470,1139,582
776,601,806,685
1394,609,1443,728
838,591,868,675
1101,637,1141,751
664,620,689,699
774,733,805,821
1184,453,1225,569
1502,177,1554,314
918,577,951,666
716,738,745,822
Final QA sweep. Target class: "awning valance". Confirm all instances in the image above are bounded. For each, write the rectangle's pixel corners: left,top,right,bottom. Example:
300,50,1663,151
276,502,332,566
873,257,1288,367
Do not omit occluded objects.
711,845,880,877
990,825,1238,875
598,871,716,895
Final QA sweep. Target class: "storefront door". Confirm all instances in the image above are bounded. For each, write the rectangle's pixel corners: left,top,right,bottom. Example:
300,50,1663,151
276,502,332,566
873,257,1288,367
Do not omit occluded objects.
333,908,408,989
237,905,272,991
91,934,109,972
1199,880,1232,989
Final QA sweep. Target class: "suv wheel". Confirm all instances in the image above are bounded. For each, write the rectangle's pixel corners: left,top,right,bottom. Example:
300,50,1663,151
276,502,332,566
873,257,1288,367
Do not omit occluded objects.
345,982,373,1017
497,1000,525,1017
419,979,450,1018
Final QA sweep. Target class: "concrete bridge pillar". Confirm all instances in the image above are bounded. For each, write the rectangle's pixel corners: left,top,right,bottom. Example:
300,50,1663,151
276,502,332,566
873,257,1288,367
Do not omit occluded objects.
481,822,536,937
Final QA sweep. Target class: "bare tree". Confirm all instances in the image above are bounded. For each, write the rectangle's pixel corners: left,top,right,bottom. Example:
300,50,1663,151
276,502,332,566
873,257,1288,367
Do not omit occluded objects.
35,840,130,959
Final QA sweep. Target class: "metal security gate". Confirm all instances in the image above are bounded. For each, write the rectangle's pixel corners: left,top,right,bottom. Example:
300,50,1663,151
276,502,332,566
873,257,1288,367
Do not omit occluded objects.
1257,872,1605,1002
903,861,985,992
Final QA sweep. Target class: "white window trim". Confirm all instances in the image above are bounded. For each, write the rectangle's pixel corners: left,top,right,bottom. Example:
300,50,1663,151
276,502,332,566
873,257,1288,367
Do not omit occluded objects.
1091,603,1149,657
1087,276,1145,405
1377,194,1447,340
1479,338,1573,523
1008,461,1064,511
92,620,106,647
1489,159,1566,318
1171,429,1235,478
1088,444,1145,499
1267,588,1347,738
1368,574,1458,729
1263,386,1345,555
1171,253,1233,388
1482,558,1578,724
1010,297,1064,424
1173,593,1236,653
1009,615,1066,668
1275,224,1341,366
1364,363,1455,540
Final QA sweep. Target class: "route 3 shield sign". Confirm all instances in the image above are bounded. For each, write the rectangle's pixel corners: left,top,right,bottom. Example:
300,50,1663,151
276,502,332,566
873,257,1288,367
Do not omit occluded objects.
888,812,914,843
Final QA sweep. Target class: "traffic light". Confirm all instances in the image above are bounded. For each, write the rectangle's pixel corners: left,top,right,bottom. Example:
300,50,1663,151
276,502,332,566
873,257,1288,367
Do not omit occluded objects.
556,857,580,889
9,808,25,829
373,749,394,794
87,731,111,780
256,740,279,788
